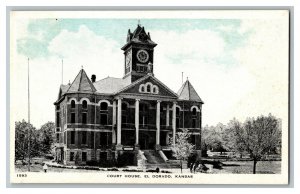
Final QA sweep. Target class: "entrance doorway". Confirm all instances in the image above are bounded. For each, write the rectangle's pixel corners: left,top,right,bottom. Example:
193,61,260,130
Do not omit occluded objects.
140,131,156,150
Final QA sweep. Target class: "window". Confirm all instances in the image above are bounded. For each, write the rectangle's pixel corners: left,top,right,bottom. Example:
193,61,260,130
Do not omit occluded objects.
56,128,60,132
71,100,75,108
176,107,180,116
153,87,156,93
71,113,75,123
146,85,151,92
189,135,196,144
82,112,87,124
70,131,75,144
100,132,112,146
192,107,197,116
137,64,147,72
82,131,87,144
100,114,108,125
82,152,87,161
176,117,180,128
192,118,196,128
82,100,88,109
100,102,108,125
139,103,148,112
56,112,60,127
100,102,108,111
56,105,60,110
70,152,75,161
122,115,127,124
141,86,144,92
56,133,60,143
140,116,148,126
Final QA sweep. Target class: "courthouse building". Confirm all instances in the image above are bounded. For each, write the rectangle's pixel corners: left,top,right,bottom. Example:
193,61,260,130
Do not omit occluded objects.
54,24,204,165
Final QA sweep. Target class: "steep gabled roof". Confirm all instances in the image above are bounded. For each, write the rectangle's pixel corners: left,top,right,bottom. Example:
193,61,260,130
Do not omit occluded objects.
177,80,203,103
66,69,96,93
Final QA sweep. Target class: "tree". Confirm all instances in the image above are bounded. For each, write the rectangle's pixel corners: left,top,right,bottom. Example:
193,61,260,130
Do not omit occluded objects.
15,120,37,163
243,114,281,174
224,119,247,158
172,129,195,173
15,120,56,165
38,122,55,155
202,125,224,153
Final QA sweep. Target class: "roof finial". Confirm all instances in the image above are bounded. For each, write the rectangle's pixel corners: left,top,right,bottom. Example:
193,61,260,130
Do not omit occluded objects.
187,76,189,81
138,19,141,26
81,65,83,70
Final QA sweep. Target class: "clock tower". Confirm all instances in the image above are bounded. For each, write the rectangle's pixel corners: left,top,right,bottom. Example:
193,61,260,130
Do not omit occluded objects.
121,24,157,83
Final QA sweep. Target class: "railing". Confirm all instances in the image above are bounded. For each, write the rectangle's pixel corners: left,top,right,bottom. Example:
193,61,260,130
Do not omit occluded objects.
121,123,135,128
139,124,156,129
66,123,112,130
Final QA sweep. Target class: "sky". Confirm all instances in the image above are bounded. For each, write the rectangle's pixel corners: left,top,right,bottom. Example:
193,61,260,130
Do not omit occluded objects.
10,11,289,128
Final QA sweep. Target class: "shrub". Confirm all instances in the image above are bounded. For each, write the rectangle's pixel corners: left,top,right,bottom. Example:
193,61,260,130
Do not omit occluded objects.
107,168,119,171
122,169,143,172
86,160,98,166
146,169,157,173
160,170,172,173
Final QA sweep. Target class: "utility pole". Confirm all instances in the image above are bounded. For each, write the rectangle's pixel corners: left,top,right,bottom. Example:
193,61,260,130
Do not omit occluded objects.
61,59,64,84
181,72,183,84
27,58,31,172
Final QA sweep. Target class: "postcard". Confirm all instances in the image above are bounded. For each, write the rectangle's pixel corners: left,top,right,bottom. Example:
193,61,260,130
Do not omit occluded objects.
9,10,289,184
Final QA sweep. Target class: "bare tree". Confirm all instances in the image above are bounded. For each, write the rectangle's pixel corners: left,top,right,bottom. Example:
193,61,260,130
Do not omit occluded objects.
172,129,195,173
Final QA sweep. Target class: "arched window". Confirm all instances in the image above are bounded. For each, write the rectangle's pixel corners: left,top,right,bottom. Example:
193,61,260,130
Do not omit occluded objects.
82,100,87,109
141,86,145,92
100,102,108,125
153,86,159,94
176,107,180,116
146,85,151,93
192,107,197,116
176,107,180,128
100,102,108,111
71,100,75,108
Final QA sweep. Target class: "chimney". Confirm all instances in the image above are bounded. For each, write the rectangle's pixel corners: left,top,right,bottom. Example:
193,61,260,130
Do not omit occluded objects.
91,74,96,83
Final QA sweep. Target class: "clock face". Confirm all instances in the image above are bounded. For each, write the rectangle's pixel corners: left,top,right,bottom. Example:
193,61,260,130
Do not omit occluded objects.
125,51,131,68
137,49,149,63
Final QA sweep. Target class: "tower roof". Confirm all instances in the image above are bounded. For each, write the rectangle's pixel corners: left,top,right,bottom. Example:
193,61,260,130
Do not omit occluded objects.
121,24,157,50
177,80,203,103
66,69,96,93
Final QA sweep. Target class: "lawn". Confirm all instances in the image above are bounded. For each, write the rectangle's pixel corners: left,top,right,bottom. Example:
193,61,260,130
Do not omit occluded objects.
206,161,281,174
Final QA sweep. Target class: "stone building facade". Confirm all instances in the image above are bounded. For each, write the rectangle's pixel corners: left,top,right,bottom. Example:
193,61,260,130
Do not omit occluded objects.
54,24,204,165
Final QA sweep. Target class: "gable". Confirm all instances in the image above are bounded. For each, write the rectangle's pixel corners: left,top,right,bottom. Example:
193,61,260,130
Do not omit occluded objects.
118,76,178,98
